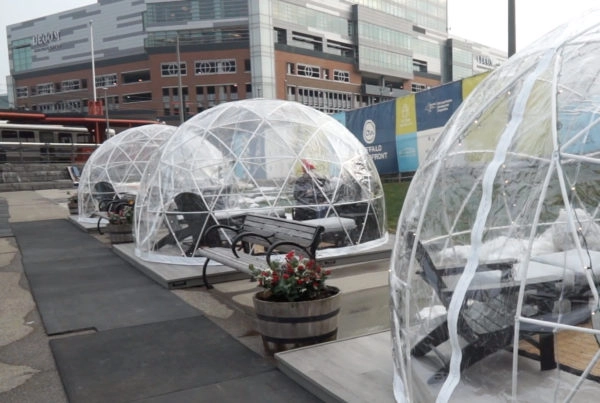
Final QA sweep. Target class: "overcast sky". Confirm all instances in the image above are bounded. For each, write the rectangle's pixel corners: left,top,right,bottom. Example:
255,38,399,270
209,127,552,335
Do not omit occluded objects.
1,1,599,94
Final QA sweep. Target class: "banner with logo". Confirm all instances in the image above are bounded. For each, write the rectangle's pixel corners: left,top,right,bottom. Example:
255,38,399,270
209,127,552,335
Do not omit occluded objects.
416,81,462,131
345,101,398,174
395,95,418,172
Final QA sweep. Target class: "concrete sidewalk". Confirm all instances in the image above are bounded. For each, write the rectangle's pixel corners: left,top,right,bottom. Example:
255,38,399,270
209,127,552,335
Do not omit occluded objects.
0,189,392,402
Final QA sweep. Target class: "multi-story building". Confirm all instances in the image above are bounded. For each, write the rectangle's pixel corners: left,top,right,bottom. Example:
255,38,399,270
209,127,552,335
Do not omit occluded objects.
6,0,506,125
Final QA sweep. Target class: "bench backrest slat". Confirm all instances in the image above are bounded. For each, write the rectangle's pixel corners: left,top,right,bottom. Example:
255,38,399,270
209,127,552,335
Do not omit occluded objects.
240,214,323,254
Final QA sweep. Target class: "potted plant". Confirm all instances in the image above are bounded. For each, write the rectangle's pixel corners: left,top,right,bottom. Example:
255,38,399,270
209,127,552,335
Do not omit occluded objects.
249,250,340,354
106,202,134,244
67,193,78,215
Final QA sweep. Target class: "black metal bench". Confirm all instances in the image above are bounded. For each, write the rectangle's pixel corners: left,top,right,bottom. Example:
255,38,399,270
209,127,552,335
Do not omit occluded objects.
196,213,325,289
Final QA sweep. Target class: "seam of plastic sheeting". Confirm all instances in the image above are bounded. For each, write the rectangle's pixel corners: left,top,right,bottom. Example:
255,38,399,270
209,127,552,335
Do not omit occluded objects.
393,371,408,403
437,48,557,403
512,49,564,397
409,155,445,401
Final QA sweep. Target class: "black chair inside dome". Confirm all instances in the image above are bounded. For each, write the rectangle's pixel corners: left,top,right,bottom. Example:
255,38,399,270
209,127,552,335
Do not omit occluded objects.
154,192,220,256
406,231,591,383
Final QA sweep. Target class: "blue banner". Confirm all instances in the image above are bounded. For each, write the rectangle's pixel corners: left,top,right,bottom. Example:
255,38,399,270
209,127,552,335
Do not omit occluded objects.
345,101,398,174
416,81,462,131
331,111,346,126
396,133,419,172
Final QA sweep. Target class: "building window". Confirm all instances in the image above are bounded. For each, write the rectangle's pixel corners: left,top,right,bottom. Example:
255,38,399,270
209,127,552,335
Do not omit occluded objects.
61,79,81,92
411,83,427,93
333,70,350,82
38,103,55,112
294,86,353,113
122,70,151,84
11,38,32,73
194,59,237,75
297,64,320,79
413,59,428,73
274,28,286,44
16,87,28,98
96,74,118,88
36,83,54,95
55,99,83,112
161,62,187,77
206,86,215,101
291,31,323,52
287,63,295,75
123,92,152,103
230,84,238,100
244,59,251,72
326,39,354,58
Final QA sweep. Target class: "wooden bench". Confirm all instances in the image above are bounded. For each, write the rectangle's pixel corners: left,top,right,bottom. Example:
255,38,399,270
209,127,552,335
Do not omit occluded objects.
196,213,325,289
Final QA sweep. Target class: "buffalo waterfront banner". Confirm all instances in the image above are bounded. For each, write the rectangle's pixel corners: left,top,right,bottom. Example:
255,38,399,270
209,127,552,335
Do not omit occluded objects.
345,100,398,174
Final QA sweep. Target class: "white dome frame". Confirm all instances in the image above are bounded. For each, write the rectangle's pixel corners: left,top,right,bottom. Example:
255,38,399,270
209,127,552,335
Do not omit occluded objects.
391,10,600,402
77,124,176,221
133,99,387,264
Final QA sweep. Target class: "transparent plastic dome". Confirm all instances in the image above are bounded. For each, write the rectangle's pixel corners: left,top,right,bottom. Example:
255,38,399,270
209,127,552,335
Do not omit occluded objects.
78,124,176,220
391,10,600,402
134,99,386,264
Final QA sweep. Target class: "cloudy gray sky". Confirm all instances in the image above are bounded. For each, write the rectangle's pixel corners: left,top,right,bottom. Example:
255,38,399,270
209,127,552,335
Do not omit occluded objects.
1,0,598,94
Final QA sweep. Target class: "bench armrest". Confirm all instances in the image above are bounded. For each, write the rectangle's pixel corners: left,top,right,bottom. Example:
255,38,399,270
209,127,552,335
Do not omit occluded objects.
231,230,274,258
203,223,242,247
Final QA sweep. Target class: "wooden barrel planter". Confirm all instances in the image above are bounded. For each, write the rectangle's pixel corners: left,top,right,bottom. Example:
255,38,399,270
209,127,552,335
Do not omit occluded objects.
252,286,341,355
107,223,134,244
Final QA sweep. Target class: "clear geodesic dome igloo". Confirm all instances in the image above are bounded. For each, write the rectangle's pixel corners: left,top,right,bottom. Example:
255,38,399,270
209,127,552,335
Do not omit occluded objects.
134,99,386,264
391,10,600,403
77,124,176,220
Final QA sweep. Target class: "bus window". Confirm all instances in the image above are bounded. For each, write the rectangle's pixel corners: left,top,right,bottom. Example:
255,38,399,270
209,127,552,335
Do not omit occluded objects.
39,132,54,143
19,131,35,142
76,133,94,144
1,130,18,141
58,133,74,143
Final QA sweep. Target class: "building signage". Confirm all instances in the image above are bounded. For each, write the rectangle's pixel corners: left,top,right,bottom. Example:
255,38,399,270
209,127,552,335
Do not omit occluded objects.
474,54,501,70
32,31,61,51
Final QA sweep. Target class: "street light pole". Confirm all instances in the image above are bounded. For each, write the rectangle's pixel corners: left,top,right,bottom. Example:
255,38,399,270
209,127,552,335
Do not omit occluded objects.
176,32,185,124
102,87,110,138
508,0,516,57
90,21,97,102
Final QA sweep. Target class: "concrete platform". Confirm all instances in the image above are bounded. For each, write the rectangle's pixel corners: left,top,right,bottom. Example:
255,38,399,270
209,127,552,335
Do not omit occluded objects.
67,214,107,233
113,242,249,289
110,235,394,290
276,330,600,403
276,331,394,403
